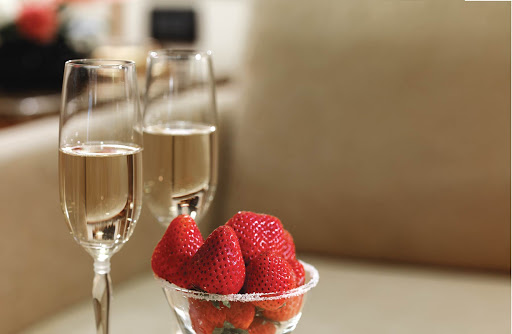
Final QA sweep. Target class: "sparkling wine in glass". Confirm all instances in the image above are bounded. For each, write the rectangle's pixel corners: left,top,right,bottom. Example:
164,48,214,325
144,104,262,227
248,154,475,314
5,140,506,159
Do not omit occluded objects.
143,50,218,226
59,60,143,334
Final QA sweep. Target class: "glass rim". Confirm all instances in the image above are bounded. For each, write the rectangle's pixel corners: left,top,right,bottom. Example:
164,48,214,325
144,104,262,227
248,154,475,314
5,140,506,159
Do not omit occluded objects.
156,260,319,302
148,49,212,60
65,59,136,69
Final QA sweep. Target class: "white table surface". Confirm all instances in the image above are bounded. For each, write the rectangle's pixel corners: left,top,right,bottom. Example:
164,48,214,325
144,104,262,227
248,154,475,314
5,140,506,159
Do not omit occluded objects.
21,255,510,334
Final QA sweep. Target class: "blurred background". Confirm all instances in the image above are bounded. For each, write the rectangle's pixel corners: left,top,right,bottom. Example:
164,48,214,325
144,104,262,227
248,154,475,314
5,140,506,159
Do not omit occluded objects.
0,0,509,333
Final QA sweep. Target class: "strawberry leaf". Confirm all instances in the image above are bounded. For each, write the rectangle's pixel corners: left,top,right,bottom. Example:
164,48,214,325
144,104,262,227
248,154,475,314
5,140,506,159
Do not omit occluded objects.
220,322,249,334
229,330,249,334
224,321,235,329
276,301,287,310
222,300,231,308
211,300,222,310
254,307,265,317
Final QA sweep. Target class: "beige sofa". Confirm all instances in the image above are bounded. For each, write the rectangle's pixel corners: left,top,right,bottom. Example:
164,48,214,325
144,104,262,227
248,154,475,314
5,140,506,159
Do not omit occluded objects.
1,0,509,333
216,0,510,271
0,89,238,333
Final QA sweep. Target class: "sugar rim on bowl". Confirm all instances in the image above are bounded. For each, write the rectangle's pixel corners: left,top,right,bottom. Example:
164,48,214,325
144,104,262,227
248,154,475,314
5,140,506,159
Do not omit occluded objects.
156,260,319,302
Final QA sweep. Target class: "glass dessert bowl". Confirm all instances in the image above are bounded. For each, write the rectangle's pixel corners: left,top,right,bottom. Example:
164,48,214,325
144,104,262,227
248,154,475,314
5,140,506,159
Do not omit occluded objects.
156,260,319,334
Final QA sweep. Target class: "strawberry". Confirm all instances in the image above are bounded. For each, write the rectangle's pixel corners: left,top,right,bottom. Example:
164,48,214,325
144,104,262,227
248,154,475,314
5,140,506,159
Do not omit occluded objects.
188,225,246,294
244,252,296,310
279,229,296,261
188,299,226,334
226,211,285,264
151,215,203,288
224,301,255,330
263,295,304,322
247,317,276,334
189,300,255,333
287,257,305,286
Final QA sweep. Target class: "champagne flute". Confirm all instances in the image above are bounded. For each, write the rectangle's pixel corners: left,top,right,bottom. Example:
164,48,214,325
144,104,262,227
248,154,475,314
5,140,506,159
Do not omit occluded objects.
143,50,218,227
59,60,143,334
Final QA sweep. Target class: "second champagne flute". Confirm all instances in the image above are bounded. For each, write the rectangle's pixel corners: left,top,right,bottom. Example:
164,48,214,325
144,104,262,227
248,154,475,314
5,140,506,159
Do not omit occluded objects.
143,50,218,227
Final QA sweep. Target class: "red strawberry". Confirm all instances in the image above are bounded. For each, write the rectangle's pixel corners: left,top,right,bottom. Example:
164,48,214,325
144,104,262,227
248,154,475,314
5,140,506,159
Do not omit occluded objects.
244,252,296,310
263,295,304,322
248,317,276,334
279,229,296,261
287,258,305,286
151,215,203,288
188,226,246,294
226,211,285,264
188,299,226,334
224,302,255,330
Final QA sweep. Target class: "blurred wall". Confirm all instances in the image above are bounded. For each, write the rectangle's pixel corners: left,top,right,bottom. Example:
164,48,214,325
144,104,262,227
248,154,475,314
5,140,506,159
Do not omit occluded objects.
120,0,250,78
217,0,511,271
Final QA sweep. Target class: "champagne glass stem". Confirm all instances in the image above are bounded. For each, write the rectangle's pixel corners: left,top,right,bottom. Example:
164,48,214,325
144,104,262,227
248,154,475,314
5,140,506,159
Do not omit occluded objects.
93,260,112,334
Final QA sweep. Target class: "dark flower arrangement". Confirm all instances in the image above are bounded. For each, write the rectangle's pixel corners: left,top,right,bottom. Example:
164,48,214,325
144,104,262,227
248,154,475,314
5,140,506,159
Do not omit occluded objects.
0,1,88,93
